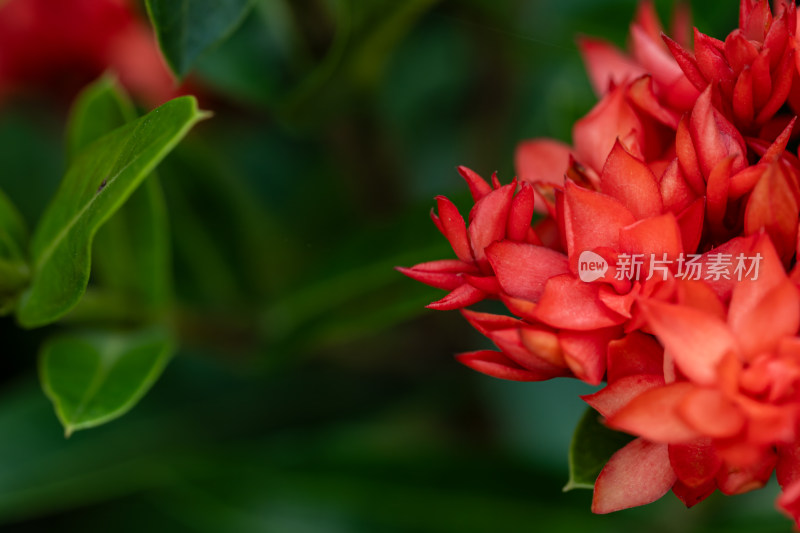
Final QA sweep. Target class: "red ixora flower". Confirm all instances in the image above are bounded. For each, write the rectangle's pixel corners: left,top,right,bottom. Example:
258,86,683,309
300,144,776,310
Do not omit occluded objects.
399,0,800,527
0,0,178,107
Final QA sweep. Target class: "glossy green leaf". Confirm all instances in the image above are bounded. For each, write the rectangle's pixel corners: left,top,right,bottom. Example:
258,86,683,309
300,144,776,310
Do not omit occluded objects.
39,327,174,436
66,76,172,321
16,96,208,329
564,407,635,491
146,0,255,79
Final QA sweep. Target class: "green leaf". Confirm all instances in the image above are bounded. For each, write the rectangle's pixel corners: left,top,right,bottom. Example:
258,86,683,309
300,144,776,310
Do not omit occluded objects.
146,0,255,79
16,96,209,329
39,327,174,437
564,406,635,492
65,74,136,160
65,76,172,321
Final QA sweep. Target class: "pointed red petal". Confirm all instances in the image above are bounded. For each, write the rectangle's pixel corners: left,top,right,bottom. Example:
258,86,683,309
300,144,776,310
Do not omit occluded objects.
619,213,683,259
564,182,636,261
607,332,664,382
577,36,644,95
600,140,663,219
676,198,705,254
455,350,548,382
573,83,642,174
535,274,626,330
608,382,702,443
690,86,747,179
396,259,472,291
660,158,697,213
461,309,521,335
672,478,716,508
640,300,739,385
716,448,776,495
677,387,746,438
426,283,486,311
583,374,665,418
457,166,492,202
592,439,676,514
506,183,535,241
434,196,473,263
559,328,618,385
515,138,572,196
486,241,569,302
468,183,515,268
663,34,708,91
669,440,722,488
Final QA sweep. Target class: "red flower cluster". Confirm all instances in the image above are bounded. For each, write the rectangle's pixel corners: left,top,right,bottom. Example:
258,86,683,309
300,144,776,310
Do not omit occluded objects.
400,0,800,524
0,0,176,107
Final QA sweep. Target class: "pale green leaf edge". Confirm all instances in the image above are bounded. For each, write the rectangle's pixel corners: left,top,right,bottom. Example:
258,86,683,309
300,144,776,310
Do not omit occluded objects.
38,329,175,437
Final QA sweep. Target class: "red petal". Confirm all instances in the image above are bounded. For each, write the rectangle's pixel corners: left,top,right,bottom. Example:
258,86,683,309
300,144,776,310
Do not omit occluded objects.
515,139,572,201
488,328,570,376
672,478,716,508
573,82,642,174
577,37,644,95
460,309,521,335
732,67,755,127
626,75,680,128
663,33,708,92
506,183,535,241
744,163,799,263
455,350,548,382
457,166,492,202
592,439,676,514
694,29,735,95
535,274,626,330
618,213,683,259
669,440,722,488
731,278,800,361
677,387,746,438
563,182,636,262
396,259,473,291
676,198,705,254
486,241,569,302
426,283,486,310
607,332,664,382
724,30,759,75
468,183,515,268
600,139,663,219
778,443,800,490
434,196,473,263
583,374,665,418
640,300,739,385
716,448,776,495
690,86,747,179
608,382,702,443
755,48,795,124
675,115,704,194
462,274,501,294
519,326,567,368
559,328,618,385
660,158,696,213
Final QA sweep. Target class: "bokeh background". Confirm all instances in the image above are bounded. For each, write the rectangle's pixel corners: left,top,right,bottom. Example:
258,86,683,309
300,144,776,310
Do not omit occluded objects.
0,0,793,531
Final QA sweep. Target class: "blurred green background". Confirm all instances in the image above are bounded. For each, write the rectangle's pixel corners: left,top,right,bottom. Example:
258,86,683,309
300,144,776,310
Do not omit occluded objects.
0,0,793,531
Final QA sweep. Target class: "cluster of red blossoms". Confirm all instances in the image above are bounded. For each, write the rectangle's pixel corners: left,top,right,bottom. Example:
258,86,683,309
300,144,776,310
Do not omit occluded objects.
400,0,800,524
0,0,177,107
